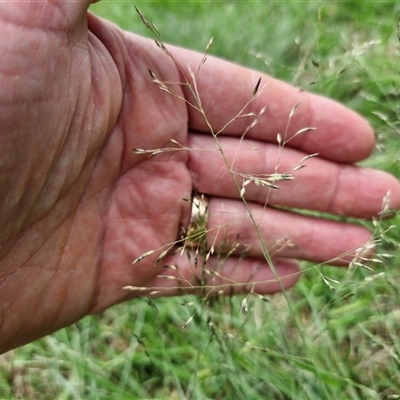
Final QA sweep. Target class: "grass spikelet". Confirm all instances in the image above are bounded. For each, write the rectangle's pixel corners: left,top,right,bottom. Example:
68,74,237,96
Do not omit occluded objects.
181,314,195,330
253,77,262,96
132,249,155,264
154,246,173,267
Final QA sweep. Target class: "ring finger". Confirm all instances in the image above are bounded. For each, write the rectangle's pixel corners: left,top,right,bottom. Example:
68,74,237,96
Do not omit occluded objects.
205,197,373,266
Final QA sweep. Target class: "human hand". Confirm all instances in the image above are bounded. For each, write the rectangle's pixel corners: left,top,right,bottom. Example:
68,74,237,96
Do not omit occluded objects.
0,2,399,354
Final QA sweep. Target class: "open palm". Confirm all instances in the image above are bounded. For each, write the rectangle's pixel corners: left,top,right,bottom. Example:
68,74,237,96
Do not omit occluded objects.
0,2,399,353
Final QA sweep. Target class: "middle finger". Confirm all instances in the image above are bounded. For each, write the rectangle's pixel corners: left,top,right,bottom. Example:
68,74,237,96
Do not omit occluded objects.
188,134,399,218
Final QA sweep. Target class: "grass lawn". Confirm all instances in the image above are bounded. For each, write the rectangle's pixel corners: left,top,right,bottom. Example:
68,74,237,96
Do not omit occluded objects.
1,1,400,399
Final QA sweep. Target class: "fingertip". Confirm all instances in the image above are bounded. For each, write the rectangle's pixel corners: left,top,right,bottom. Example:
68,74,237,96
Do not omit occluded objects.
277,259,301,290
253,259,301,294
307,94,375,163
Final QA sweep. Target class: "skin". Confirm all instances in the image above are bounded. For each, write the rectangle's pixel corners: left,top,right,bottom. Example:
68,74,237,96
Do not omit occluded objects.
0,1,399,354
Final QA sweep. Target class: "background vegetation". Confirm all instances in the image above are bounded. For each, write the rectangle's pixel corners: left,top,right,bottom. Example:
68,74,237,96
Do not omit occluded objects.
1,1,400,399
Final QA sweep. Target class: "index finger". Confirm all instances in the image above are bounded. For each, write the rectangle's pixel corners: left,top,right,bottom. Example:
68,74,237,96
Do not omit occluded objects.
171,46,374,163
